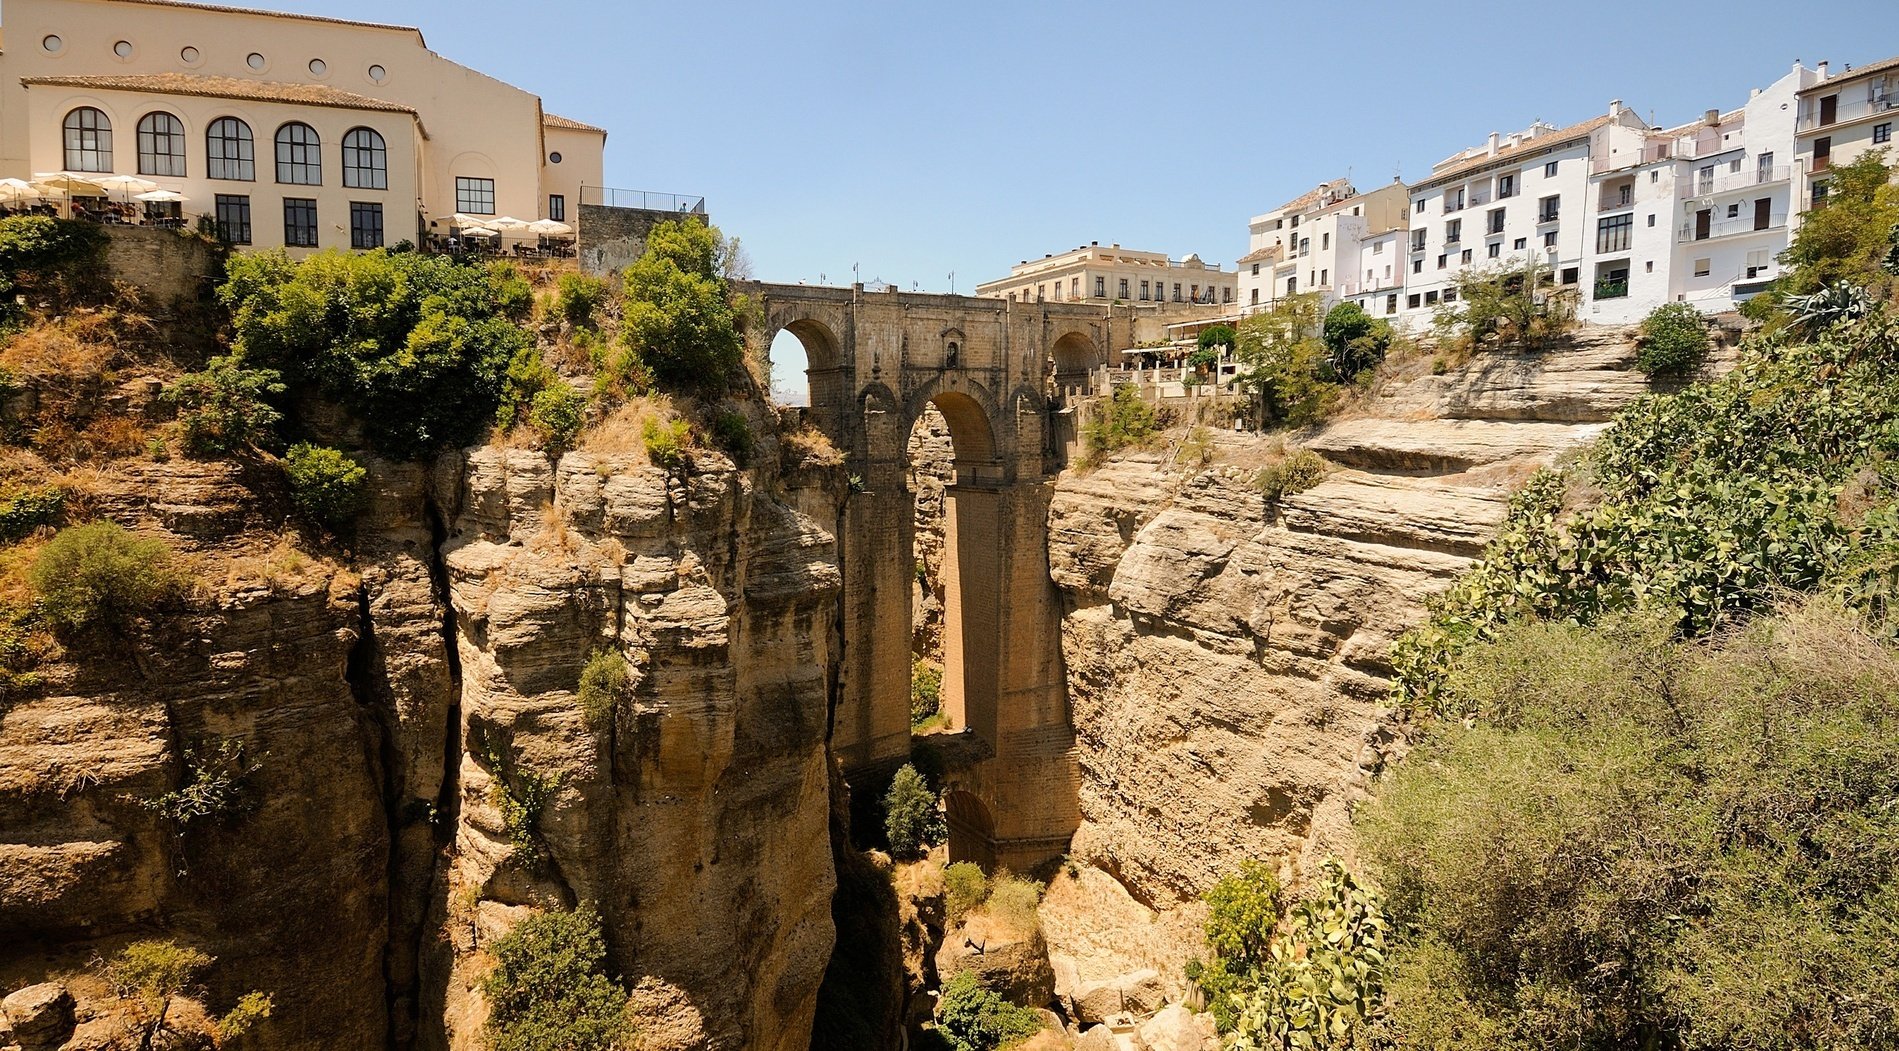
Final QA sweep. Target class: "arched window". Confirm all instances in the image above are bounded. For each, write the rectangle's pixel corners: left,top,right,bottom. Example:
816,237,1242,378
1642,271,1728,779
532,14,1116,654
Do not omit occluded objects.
274,122,321,185
206,117,254,181
62,107,112,172
136,112,186,177
341,127,386,189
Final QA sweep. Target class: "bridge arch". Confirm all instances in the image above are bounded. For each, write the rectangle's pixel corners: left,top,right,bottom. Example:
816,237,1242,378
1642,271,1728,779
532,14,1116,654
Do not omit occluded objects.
944,788,998,872
904,379,1002,471
1051,328,1102,380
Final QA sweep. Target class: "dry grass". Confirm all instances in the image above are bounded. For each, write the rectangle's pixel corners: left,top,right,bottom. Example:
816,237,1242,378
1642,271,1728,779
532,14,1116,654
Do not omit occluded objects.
214,532,333,595
782,424,844,468
977,870,1046,937
580,395,678,457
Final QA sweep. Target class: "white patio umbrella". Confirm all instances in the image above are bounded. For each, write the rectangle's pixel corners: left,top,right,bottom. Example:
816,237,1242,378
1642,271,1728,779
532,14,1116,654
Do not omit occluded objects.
32,171,108,195
0,178,42,205
458,226,498,238
135,189,187,203
486,216,530,231
449,213,495,230
95,174,159,201
526,218,572,235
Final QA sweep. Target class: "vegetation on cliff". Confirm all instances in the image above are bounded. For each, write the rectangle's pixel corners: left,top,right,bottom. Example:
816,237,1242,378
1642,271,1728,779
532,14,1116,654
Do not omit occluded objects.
482,904,633,1051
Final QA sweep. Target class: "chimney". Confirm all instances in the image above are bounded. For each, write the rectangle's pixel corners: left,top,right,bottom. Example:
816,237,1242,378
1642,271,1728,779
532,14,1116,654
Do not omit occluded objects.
1704,108,1720,125
1750,87,1761,99
1091,240,1099,246
1818,60,1830,78
1793,59,1803,76
1609,98,1624,117
1487,131,1500,156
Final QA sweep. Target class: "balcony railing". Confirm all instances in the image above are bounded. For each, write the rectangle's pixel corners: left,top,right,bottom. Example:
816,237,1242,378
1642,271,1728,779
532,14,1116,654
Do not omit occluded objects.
1597,189,1635,212
579,186,707,214
1537,209,1561,224
1797,93,1898,132
1469,188,1493,207
1680,165,1791,199
1594,279,1629,300
1678,213,1787,242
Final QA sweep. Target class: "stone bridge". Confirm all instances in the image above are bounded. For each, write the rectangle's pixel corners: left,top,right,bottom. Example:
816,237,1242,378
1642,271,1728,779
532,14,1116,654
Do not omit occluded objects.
742,281,1138,871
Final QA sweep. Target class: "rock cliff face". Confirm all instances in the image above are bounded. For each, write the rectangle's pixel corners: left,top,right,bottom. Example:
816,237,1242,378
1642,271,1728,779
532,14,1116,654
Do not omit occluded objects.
0,414,844,1050
1047,327,1704,910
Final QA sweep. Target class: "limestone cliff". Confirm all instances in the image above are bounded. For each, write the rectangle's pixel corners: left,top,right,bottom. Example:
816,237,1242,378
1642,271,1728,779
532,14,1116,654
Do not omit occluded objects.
0,408,844,1050
1046,328,1723,914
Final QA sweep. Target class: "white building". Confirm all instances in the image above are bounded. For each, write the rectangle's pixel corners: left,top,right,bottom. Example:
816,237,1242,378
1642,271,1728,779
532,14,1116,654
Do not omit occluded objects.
1236,178,1408,317
976,242,1237,306
1794,56,1899,221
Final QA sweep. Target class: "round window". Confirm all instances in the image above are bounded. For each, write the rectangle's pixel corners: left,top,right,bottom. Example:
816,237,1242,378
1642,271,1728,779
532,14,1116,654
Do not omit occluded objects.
113,40,133,58
549,152,562,164
308,58,326,75
367,64,387,83
180,45,200,62
246,52,266,70
41,34,62,53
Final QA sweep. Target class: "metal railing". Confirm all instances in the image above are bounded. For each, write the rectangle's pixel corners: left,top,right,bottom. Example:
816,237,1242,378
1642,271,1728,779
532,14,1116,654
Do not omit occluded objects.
1678,213,1786,243
579,186,707,213
1594,279,1629,300
1680,165,1791,199
1796,93,1898,132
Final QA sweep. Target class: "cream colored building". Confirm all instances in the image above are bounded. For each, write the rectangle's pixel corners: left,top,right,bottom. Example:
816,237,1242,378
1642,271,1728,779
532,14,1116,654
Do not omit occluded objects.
1794,57,1899,218
975,242,1237,307
1238,178,1409,315
0,0,607,251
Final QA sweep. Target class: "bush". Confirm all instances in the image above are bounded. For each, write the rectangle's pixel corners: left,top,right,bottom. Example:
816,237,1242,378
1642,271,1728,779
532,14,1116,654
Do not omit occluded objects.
483,740,560,859
0,215,106,310
641,416,691,469
282,443,367,530
220,250,532,459
135,736,258,831
164,356,286,456
554,272,610,329
528,383,587,451
1197,324,1237,352
980,872,1043,934
944,862,988,927
1635,302,1710,375
482,904,632,1051
709,409,753,467
1224,861,1388,1050
107,940,211,1021
1236,293,1340,427
911,658,943,725
1364,606,1899,1051
1188,860,1281,1032
1435,260,1565,351
1321,302,1392,381
934,971,1043,1051
1255,449,1329,502
216,991,275,1041
576,649,627,732
1083,384,1157,456
618,220,742,394
0,485,64,543
882,763,944,860
29,521,179,632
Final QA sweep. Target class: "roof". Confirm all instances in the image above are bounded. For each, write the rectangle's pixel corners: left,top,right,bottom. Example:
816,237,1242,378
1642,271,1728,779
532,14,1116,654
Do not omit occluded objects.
1237,246,1278,264
22,73,418,114
543,112,606,134
1799,54,1899,93
1271,178,1352,215
83,0,419,35
1420,113,1617,188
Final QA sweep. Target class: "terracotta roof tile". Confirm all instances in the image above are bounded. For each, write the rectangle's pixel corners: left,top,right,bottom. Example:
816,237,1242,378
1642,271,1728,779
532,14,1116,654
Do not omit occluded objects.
1237,246,1279,264
87,0,417,34
1420,113,1617,187
543,112,606,134
1799,54,1899,93
1271,178,1352,215
21,73,417,114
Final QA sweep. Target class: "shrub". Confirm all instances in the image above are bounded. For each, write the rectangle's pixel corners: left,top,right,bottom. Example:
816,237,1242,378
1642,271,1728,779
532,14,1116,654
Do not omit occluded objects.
710,410,753,467
528,383,587,451
135,736,258,831
220,249,531,459
934,971,1043,1051
29,522,179,632
980,872,1043,934
944,862,988,927
216,992,275,1041
618,220,742,394
107,940,212,1030
482,904,632,1051
0,215,106,309
554,272,611,329
911,658,943,726
164,356,286,456
1435,259,1565,351
0,485,64,542
641,416,691,469
1235,293,1340,427
1255,449,1329,502
483,741,560,859
1197,323,1237,351
576,649,627,732
882,763,944,860
1364,606,1899,1051
282,443,367,530
1083,384,1158,456
1321,302,1392,381
1188,860,1281,1032
1780,151,1899,303
1224,861,1388,1050
496,344,558,431
1635,301,1710,375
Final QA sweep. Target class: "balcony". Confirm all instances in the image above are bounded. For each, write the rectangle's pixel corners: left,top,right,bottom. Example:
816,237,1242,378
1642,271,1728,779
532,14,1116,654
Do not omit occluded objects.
580,186,707,213
1678,213,1787,243
1680,166,1791,199
1537,209,1561,225
1469,188,1493,207
1597,188,1635,212
1797,93,1898,133
1594,279,1629,300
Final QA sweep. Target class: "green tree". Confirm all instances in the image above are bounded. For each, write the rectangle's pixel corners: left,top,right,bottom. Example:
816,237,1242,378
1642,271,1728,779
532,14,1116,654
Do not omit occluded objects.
1235,292,1338,426
616,220,742,394
1320,302,1391,381
219,249,531,459
164,356,286,456
1436,259,1562,350
1082,383,1158,456
107,940,212,1042
882,763,944,860
482,904,633,1051
282,443,367,530
1187,860,1281,1031
1634,301,1710,375
1781,149,1899,301
29,521,179,632
934,972,1043,1051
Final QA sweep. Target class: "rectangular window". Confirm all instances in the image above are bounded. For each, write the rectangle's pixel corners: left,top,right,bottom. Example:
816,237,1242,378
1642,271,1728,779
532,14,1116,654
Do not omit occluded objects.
1322,232,1330,250
1596,213,1633,254
1319,269,1328,285
1071,277,1080,299
1538,195,1560,222
455,176,496,214
1545,160,1559,177
213,193,251,245
1460,248,1473,264
1223,286,1232,303
1876,123,1893,145
1413,259,1423,274
548,194,565,221
1250,288,1259,304
1373,241,1385,254
283,197,318,248
1758,151,1774,179
1118,278,1130,299
1543,230,1558,248
1386,293,1398,314
1250,262,1260,275
1488,243,1501,258
1728,158,1742,174
1139,280,1149,300
1414,198,1426,214
1411,230,1427,251
1562,267,1579,284
1694,257,1711,277
1513,237,1527,250
1094,276,1106,298
1408,293,1422,308
1498,173,1516,198
1172,283,1181,302
1299,237,1309,256
1445,219,1461,243
1425,290,1440,305
1746,248,1770,278
1437,254,1447,270
1487,208,1505,235
350,201,384,249
1813,181,1830,206
1648,214,1657,227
